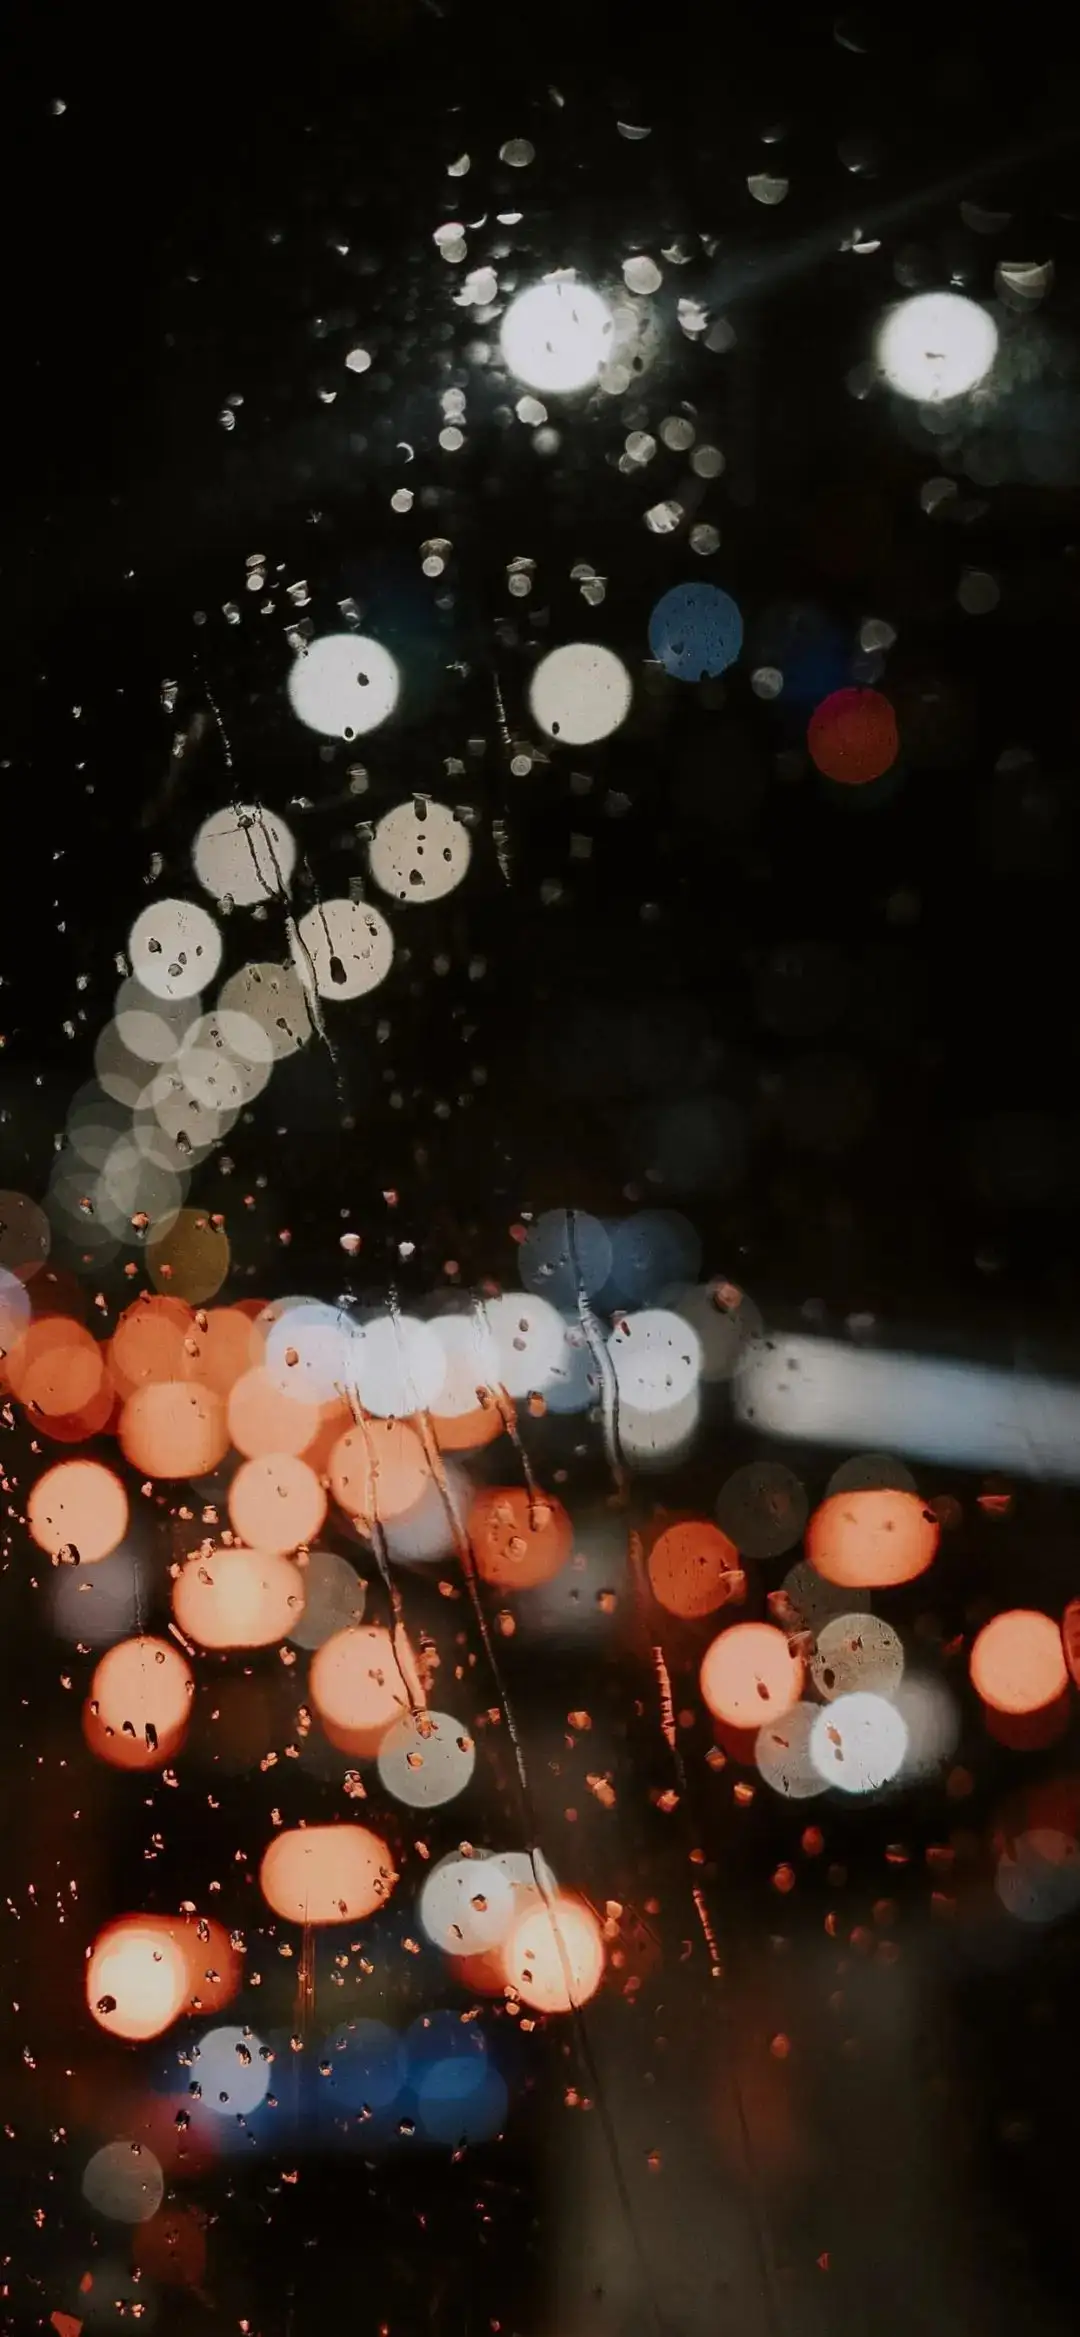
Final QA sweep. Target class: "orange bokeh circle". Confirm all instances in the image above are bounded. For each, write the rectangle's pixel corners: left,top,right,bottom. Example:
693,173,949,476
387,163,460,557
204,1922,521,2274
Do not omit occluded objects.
647,1518,743,1618
807,687,899,786
5,1316,106,1417
700,1621,804,1729
504,1896,605,2014
227,1365,323,1459
109,1295,195,1398
180,1303,263,1399
469,1484,573,1590
28,1457,128,1564
172,1546,305,1649
86,1916,190,2041
806,1486,939,1589
85,1635,194,1770
310,1623,424,1756
227,1452,327,1551
119,1380,229,1480
259,1823,398,1924
328,1417,431,1526
969,1609,1068,1717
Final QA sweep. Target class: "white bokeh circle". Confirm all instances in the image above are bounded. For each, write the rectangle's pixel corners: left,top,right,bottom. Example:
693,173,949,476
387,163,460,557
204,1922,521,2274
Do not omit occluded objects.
377,1709,476,1808
500,280,614,393
193,804,297,907
809,1691,908,1794
876,292,998,404
128,899,223,1002
287,633,400,738
369,799,472,905
529,643,632,745
294,898,394,1001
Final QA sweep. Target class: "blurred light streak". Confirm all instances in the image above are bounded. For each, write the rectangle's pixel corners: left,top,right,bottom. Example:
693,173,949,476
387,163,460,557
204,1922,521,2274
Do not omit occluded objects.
736,1331,1080,1481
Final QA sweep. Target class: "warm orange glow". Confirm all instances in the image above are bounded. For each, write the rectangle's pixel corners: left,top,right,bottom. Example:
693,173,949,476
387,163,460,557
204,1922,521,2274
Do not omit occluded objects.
227,1452,327,1551
969,1609,1068,1716
28,1457,128,1564
85,1636,193,1770
147,1208,230,1304
310,1623,424,1755
806,1487,939,1589
328,1417,431,1525
132,2205,208,2288
5,1316,107,1418
227,1365,322,1458
504,1896,605,2013
119,1380,229,1479
172,1545,306,1648
647,1518,743,1618
109,1295,195,1398
700,1621,805,1728
299,1397,354,1477
259,1823,398,1924
179,1303,263,1399
469,1484,573,1589
172,1912,242,2016
36,1375,116,1444
86,1917,190,2040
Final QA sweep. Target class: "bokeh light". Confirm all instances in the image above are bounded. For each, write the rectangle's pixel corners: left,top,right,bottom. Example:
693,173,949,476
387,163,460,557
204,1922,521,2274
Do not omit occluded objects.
368,798,471,904
876,291,998,403
82,2140,165,2224
811,1613,904,1702
192,803,296,907
128,898,223,1002
499,279,613,393
349,1310,444,1416
806,1486,938,1588
809,1691,908,1793
86,1917,191,2041
86,1636,194,1771
172,1547,306,1649
969,1609,1068,1716
328,1416,430,1525
648,582,743,680
377,1709,475,1807
28,1458,128,1564
287,633,400,738
646,1518,743,1618
807,688,899,785
418,1851,518,1956
518,1208,611,1308
528,643,632,745
715,1461,807,1559
294,897,395,1001
469,1484,573,1590
504,1895,605,2013
217,959,313,1058
191,2024,271,2117
119,1381,229,1479
755,1702,823,1800
309,1622,425,1754
259,1823,397,1924
146,1207,231,1304
227,1452,327,1551
995,1829,1080,1925
0,1188,50,1281
607,1307,701,1411
700,1622,805,1729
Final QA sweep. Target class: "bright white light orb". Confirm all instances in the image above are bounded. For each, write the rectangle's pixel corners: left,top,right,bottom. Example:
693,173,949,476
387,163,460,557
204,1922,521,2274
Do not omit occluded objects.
756,1702,823,1801
418,1851,516,1955
809,1690,908,1794
350,1312,445,1417
294,898,394,1000
287,633,400,738
128,899,223,1003
607,1307,702,1413
478,1293,566,1398
529,642,632,745
377,1709,476,1808
193,803,296,907
876,292,998,404
369,799,472,905
500,279,614,393
217,960,313,1059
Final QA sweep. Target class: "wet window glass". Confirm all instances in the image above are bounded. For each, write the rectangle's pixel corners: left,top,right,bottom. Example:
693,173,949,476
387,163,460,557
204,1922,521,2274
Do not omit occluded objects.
3,7,1080,2334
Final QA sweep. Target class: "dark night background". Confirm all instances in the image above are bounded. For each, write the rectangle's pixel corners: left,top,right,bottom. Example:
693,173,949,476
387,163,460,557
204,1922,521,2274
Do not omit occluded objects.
4,3,1080,2333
